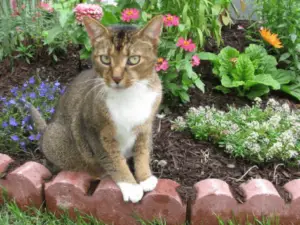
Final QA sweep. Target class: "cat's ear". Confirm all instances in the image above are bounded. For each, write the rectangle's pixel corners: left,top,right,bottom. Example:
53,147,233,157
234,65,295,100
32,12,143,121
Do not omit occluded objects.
83,16,109,45
138,15,163,42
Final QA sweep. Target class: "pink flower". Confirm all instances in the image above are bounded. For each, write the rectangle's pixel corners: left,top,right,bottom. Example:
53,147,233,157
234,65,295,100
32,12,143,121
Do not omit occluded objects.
163,14,179,27
39,2,54,13
237,25,245,30
121,8,140,22
74,3,103,25
176,37,196,52
191,55,200,67
155,58,169,72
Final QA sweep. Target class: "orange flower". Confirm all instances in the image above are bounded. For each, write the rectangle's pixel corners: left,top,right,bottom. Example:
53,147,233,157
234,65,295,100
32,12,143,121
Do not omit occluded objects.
259,27,283,48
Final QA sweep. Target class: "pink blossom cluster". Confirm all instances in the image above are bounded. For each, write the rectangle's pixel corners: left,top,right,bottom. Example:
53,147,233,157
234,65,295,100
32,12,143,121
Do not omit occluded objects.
176,37,196,52
155,58,169,72
121,8,140,22
39,2,54,13
74,3,103,25
163,14,179,27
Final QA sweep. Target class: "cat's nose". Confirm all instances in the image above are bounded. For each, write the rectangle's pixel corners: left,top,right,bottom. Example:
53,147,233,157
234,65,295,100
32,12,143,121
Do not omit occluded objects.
112,76,122,84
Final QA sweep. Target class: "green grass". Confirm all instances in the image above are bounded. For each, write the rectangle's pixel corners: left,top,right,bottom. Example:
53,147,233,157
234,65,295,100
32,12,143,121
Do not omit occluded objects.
0,200,279,225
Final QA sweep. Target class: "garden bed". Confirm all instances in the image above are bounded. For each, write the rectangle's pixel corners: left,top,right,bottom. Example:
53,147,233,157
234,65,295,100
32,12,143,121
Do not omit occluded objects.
1,20,299,207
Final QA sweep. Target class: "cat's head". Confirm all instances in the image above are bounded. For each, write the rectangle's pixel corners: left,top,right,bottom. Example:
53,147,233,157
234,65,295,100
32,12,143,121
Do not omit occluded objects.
83,15,163,89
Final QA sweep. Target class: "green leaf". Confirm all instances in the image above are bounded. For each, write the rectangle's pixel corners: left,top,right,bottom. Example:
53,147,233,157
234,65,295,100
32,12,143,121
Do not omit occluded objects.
194,78,205,92
290,34,297,43
279,53,291,62
246,85,270,99
58,10,73,28
215,85,231,94
101,10,119,25
179,91,190,102
233,54,255,81
217,46,240,76
272,69,296,85
164,73,178,81
197,52,218,61
221,75,244,88
246,74,280,90
281,83,300,100
45,26,64,44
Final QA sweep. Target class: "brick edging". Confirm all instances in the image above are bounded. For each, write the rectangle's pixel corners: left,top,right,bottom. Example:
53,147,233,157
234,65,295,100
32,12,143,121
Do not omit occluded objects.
1,153,300,224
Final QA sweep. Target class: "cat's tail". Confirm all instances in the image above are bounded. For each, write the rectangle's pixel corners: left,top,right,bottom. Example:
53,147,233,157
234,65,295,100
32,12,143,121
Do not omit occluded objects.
29,104,47,133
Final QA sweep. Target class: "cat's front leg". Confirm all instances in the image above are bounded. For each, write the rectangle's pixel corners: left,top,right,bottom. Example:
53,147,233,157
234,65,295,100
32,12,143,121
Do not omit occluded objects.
134,129,158,192
99,126,144,203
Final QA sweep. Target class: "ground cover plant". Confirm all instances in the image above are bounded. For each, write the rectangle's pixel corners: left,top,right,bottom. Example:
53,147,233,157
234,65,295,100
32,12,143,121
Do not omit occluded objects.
0,76,65,153
172,97,300,164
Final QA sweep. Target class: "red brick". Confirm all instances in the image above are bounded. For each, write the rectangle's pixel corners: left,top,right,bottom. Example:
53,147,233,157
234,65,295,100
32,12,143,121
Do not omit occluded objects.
191,179,238,225
0,154,14,174
239,179,285,222
93,178,138,225
283,179,300,223
45,171,95,219
1,161,51,210
138,179,186,225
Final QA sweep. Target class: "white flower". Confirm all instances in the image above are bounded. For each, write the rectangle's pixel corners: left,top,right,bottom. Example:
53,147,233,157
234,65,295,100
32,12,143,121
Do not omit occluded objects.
171,116,186,130
268,115,281,128
267,98,279,108
254,97,262,105
288,150,298,158
281,103,290,113
225,144,234,153
246,121,260,130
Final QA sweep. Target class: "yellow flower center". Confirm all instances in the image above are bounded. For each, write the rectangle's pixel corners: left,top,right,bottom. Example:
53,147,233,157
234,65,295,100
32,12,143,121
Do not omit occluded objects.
126,10,133,16
183,40,190,46
166,15,173,21
157,58,164,63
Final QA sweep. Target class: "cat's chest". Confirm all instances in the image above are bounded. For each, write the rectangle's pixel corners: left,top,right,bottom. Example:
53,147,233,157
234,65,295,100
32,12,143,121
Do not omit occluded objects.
105,83,158,157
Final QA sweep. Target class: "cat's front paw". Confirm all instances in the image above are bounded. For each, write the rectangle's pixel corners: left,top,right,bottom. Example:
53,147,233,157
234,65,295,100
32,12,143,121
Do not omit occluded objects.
117,182,144,203
140,175,158,192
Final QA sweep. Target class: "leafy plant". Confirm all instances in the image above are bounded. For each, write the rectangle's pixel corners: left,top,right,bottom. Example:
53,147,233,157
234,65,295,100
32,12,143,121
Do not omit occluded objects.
246,0,300,100
0,0,71,63
172,98,300,164
207,44,297,99
0,76,65,153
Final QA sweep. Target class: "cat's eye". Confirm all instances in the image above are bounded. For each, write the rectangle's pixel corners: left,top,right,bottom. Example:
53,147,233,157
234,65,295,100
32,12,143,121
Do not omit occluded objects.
127,56,140,65
100,55,111,65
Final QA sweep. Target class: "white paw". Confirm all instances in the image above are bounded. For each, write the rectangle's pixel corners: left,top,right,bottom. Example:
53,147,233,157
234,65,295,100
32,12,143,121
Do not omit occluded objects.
140,175,158,192
117,182,144,203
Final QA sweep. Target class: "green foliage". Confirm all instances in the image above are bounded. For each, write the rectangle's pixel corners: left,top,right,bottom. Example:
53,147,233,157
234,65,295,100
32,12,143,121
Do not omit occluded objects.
0,0,69,62
248,0,300,100
172,98,300,164
206,44,296,99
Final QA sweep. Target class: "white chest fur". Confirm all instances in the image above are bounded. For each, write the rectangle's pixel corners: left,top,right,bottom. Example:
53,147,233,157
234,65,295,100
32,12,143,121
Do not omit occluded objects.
105,81,158,158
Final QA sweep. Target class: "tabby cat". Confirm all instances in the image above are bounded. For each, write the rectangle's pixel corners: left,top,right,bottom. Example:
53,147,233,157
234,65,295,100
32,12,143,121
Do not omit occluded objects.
30,15,163,203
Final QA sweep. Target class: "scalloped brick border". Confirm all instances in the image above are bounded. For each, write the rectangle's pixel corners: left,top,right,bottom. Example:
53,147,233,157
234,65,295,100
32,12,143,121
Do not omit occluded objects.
1,153,300,224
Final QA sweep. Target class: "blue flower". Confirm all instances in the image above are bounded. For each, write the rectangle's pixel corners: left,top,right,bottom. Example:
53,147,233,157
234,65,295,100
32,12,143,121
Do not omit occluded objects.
54,81,60,87
48,95,54,100
0,96,6,102
2,121,8,128
60,86,66,95
29,77,35,84
22,116,30,126
28,134,35,141
29,92,36,99
8,99,16,105
11,135,19,141
49,107,55,114
19,97,26,103
23,82,28,88
9,117,18,127
20,141,26,149
27,125,33,130
10,87,18,96
36,133,41,140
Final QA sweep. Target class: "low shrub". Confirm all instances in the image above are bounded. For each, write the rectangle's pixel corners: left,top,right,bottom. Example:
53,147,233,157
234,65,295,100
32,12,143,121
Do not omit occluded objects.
172,98,300,164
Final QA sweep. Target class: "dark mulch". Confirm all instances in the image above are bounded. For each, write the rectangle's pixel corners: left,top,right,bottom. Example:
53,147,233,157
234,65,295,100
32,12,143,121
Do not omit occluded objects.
1,20,299,204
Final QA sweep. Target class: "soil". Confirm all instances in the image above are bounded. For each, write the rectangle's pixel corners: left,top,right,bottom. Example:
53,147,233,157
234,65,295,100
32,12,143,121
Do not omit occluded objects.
1,20,300,204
